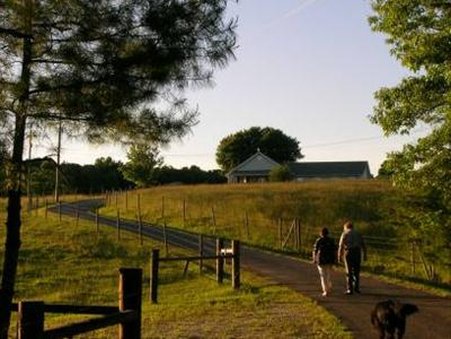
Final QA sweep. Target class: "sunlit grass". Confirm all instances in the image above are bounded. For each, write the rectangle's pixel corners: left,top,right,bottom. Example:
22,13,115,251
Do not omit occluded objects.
0,200,350,338
100,180,450,285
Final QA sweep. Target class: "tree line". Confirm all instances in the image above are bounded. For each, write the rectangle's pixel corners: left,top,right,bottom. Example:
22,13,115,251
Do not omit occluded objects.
0,155,226,197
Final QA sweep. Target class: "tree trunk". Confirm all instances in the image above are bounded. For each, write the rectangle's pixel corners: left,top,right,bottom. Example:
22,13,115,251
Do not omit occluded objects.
0,1,32,335
0,114,27,338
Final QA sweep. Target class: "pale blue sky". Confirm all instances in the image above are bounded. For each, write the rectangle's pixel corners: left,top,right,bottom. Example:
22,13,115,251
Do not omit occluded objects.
34,0,421,175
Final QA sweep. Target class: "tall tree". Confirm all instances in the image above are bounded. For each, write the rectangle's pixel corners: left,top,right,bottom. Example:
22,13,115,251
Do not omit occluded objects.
0,1,236,335
121,144,163,187
216,126,303,172
0,138,8,195
369,0,451,260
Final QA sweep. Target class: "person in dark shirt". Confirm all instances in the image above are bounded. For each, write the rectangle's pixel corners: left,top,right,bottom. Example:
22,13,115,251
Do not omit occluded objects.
338,221,367,294
312,227,337,296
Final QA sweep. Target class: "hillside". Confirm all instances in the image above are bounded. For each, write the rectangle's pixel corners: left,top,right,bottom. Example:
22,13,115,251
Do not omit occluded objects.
102,179,450,284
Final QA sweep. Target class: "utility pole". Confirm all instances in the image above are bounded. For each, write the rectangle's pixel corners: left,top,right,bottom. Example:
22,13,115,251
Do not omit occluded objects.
54,113,62,203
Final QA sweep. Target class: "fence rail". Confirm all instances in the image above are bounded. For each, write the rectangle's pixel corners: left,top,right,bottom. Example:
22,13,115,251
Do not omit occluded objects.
150,239,240,303
13,268,142,339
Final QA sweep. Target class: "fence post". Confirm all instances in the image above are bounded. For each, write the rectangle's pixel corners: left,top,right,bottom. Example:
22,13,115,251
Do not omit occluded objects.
278,218,283,248
232,240,240,289
95,208,100,236
163,221,169,256
199,234,204,274
58,201,62,222
137,194,141,217
182,198,186,227
119,268,142,339
44,199,48,219
150,249,160,303
18,301,44,339
216,238,224,284
75,205,80,227
138,214,143,246
244,212,250,240
35,196,39,216
297,219,302,252
117,210,121,241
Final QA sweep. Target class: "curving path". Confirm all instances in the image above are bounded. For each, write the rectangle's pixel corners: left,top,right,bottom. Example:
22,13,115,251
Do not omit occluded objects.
53,200,451,339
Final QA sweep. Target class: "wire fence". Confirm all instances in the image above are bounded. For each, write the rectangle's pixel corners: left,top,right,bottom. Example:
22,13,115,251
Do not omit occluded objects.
103,190,449,284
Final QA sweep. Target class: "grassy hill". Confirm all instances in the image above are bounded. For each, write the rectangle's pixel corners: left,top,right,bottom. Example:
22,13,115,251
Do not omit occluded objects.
102,180,450,284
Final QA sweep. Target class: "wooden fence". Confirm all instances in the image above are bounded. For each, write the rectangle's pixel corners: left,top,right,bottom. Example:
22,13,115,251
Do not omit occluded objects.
13,268,142,339
150,239,240,303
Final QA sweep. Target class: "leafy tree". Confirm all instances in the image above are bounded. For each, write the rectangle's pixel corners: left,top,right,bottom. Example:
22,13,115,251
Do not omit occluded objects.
269,165,293,182
376,159,395,179
216,127,303,172
121,145,163,187
152,165,227,184
369,1,451,270
93,157,131,191
0,1,236,335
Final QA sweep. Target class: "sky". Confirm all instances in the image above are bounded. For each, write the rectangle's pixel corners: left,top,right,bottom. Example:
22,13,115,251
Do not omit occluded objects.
33,0,422,175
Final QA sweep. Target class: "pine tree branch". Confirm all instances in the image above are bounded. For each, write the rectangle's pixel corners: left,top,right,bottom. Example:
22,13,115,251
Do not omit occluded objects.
0,27,32,39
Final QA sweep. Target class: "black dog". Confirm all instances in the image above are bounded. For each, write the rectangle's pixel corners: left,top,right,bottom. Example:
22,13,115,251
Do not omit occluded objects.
371,299,419,339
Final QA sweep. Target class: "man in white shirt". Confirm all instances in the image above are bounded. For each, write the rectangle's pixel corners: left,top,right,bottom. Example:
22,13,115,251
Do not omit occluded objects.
338,221,367,294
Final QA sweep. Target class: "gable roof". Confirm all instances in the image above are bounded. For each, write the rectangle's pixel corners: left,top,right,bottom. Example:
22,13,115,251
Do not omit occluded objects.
227,151,279,176
287,161,370,178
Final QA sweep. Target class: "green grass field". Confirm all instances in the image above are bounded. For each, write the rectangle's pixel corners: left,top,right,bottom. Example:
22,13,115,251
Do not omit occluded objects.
0,202,351,338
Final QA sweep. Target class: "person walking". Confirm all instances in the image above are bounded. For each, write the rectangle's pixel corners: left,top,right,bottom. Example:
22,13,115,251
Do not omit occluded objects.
338,221,367,295
312,227,337,297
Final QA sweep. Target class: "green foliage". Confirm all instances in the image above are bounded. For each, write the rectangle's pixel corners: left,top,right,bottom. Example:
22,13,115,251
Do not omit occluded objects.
216,126,303,172
0,0,237,143
153,165,227,185
377,159,395,178
120,144,163,187
369,0,451,241
269,164,293,182
25,157,131,195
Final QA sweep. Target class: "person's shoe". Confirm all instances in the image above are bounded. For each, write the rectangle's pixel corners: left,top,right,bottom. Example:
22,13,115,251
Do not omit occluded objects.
321,291,328,297
345,290,353,295
354,288,361,294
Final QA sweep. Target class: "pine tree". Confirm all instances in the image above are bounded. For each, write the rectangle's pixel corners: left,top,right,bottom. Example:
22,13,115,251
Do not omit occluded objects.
0,1,236,335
